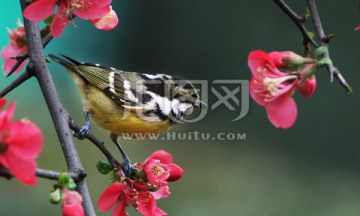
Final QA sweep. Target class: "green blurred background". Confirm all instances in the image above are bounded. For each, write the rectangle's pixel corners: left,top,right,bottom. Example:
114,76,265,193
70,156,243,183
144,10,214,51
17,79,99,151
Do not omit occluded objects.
1,1,360,215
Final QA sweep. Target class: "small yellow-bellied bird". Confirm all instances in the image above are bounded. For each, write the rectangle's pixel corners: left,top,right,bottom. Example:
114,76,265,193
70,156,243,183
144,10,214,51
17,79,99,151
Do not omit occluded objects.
48,54,206,176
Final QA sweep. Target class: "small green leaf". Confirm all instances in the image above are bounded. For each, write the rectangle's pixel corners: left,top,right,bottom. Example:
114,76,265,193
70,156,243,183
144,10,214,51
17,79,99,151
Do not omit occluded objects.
314,45,328,57
308,31,315,39
305,7,311,19
317,57,333,66
96,160,112,175
347,86,353,94
58,172,70,186
327,34,335,41
109,171,117,184
67,178,77,190
44,14,55,25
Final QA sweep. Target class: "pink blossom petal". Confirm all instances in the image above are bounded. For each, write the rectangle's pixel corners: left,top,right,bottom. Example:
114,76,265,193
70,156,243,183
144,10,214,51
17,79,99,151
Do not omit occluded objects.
151,184,170,199
91,9,118,30
98,182,125,212
23,0,56,22
265,94,297,129
248,50,275,76
112,201,128,216
355,24,360,31
249,78,266,106
138,193,156,216
0,98,6,109
4,152,37,185
0,102,16,129
62,202,85,216
6,120,43,159
50,5,70,38
166,163,184,182
298,77,316,98
86,0,112,7
153,207,167,216
143,150,173,165
1,45,28,75
75,5,111,20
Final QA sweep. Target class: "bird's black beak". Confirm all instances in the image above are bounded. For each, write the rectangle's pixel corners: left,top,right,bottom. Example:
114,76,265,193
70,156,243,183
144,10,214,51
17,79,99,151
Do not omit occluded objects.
194,99,208,109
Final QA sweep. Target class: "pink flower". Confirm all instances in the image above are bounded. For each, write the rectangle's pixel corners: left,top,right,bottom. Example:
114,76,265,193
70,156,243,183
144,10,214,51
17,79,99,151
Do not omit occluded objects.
248,50,316,128
98,181,166,216
1,20,28,75
141,150,184,186
62,189,85,216
355,24,360,31
0,98,43,185
91,8,118,30
98,150,183,216
23,0,115,37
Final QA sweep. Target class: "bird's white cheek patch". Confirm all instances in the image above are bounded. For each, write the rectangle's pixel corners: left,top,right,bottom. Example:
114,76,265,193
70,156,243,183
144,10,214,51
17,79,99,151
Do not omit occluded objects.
179,103,193,115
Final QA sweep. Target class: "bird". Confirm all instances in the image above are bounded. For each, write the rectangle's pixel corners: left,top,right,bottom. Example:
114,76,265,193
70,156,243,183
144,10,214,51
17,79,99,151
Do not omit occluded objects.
48,54,207,176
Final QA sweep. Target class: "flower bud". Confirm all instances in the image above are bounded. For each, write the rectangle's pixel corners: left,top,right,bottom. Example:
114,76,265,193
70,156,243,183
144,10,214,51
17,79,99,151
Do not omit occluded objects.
49,188,62,204
298,76,316,98
269,51,315,68
96,160,112,175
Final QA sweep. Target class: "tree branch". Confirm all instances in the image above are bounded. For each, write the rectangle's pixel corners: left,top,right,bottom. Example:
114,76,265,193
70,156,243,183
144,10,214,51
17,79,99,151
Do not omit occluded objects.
274,0,351,92
0,69,33,97
0,168,86,182
69,120,122,169
20,1,95,215
306,0,351,92
273,0,318,50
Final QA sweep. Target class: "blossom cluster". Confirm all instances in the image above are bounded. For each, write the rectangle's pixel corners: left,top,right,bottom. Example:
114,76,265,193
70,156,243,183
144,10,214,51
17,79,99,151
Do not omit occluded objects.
1,0,119,75
0,20,28,75
23,0,119,37
98,150,184,216
0,98,43,185
248,50,317,128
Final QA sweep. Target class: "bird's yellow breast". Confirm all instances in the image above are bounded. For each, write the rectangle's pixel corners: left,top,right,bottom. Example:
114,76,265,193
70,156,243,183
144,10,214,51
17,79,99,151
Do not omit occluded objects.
82,85,171,137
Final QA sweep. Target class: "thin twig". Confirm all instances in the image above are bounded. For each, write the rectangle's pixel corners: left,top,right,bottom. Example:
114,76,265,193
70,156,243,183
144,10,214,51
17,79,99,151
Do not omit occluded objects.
0,168,85,181
0,70,33,97
306,0,351,92
273,0,318,48
69,120,122,169
20,0,95,215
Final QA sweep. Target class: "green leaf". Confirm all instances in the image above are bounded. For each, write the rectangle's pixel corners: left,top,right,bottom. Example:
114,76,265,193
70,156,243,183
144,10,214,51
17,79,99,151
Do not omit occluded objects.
96,160,112,175
67,178,77,190
317,57,333,66
109,171,117,184
58,172,70,186
347,86,353,94
44,14,55,25
327,34,335,41
314,45,328,57
305,7,311,19
308,31,315,39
